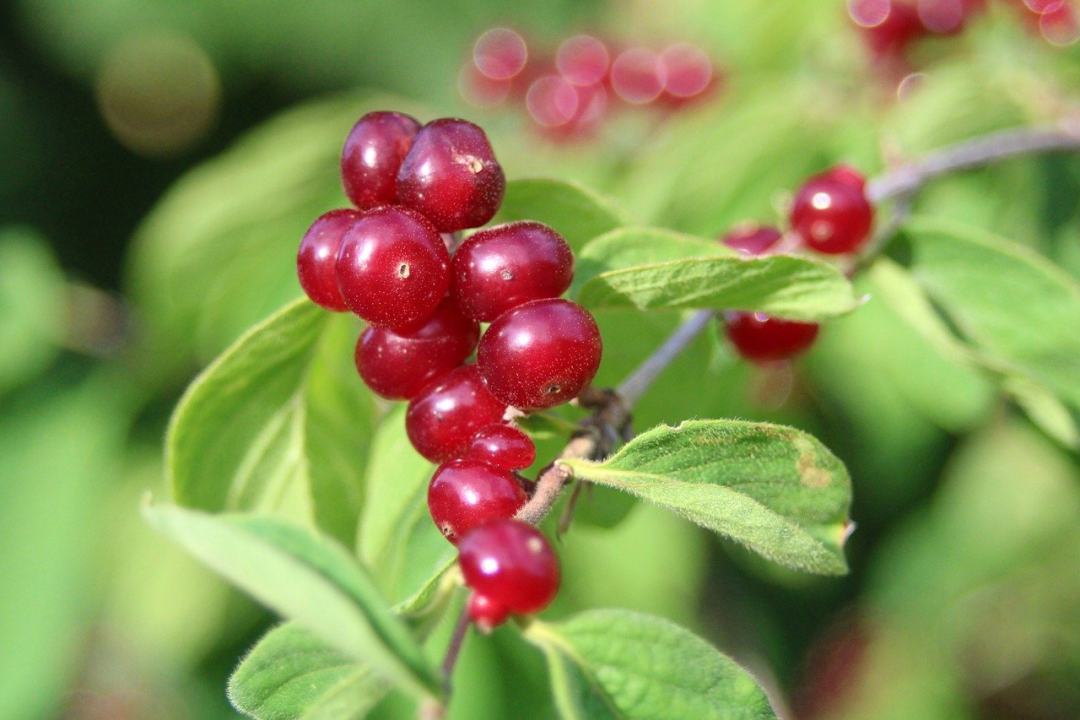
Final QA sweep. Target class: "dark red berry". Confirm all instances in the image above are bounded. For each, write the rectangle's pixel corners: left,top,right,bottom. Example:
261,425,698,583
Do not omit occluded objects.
467,593,510,632
340,112,421,210
477,299,602,410
459,519,560,620
852,0,925,58
472,28,528,81
464,424,536,470
297,209,361,311
658,43,714,102
395,119,506,232
610,47,666,105
355,298,479,400
722,224,783,257
335,206,450,328
724,312,820,363
789,170,874,255
555,34,610,86
427,459,527,543
525,74,581,129
452,221,574,322
406,364,508,463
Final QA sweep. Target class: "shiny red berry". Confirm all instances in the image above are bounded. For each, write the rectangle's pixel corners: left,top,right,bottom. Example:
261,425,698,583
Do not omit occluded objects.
335,206,450,328
452,221,574,322
340,111,421,210
395,119,506,232
296,209,361,311
852,0,926,57
459,519,560,621
355,298,479,400
472,28,528,81
477,299,602,410
721,224,783,256
427,459,527,543
464,424,536,470
406,364,508,463
658,43,714,102
724,312,820,363
467,593,510,632
789,170,874,255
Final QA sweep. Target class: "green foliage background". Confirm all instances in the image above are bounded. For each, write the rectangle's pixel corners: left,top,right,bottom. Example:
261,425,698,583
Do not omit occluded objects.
1,0,1079,718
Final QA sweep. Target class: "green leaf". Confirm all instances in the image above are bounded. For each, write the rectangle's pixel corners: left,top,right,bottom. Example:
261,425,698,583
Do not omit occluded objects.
229,622,389,720
526,609,776,720
575,248,858,321
900,217,1080,410
1003,376,1080,450
573,227,729,295
493,178,625,252
167,297,375,545
143,503,441,700
562,420,852,575
357,408,453,605
0,227,64,394
0,373,129,720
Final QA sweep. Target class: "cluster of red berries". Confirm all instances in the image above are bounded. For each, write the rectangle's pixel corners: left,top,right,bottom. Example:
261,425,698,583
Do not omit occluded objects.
851,0,1077,70
296,111,600,629
459,28,718,140
719,165,875,364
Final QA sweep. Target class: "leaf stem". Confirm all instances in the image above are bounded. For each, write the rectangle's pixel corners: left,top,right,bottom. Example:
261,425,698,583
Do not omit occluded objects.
616,309,715,407
865,120,1080,203
440,606,471,694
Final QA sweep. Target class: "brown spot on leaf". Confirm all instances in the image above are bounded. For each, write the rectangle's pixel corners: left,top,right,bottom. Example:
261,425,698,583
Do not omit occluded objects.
794,435,830,488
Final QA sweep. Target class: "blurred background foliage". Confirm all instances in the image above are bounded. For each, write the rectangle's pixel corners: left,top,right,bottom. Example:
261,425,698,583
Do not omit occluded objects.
1,0,1078,718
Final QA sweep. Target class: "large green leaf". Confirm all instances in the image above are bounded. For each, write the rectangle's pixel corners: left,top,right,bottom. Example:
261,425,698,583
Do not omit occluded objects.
898,217,1080,411
229,622,389,720
493,178,625,252
357,408,454,606
143,504,441,700
562,420,852,575
526,609,776,720
575,245,858,322
167,297,374,545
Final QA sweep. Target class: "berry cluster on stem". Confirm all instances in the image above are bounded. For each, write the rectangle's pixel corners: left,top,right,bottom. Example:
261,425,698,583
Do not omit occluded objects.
297,110,601,631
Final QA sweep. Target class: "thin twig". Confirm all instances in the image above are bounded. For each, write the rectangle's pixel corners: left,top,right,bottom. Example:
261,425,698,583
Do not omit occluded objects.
616,309,716,407
440,607,471,694
866,120,1080,203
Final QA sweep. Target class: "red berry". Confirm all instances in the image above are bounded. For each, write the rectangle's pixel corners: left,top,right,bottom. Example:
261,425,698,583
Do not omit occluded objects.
406,364,508,463
852,0,925,57
477,299,602,410
789,170,874,255
525,74,581,129
452,221,574,322
724,312,820,363
610,47,666,105
355,298,479,400
556,34,610,86
472,28,528,81
427,459,527,543
296,209,361,311
340,112,421,211
722,224,783,256
459,519,560,619
395,119,506,232
335,206,450,328
658,43,714,101
464,424,536,470
467,593,510,631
